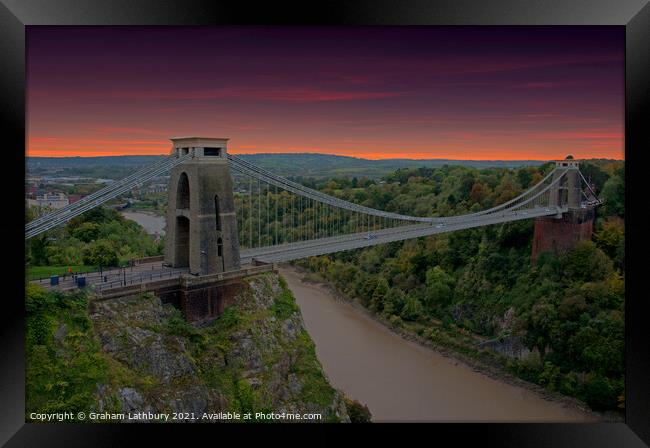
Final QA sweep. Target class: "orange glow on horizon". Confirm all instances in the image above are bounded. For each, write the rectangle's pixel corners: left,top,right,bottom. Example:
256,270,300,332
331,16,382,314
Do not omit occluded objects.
26,138,624,161
26,27,625,163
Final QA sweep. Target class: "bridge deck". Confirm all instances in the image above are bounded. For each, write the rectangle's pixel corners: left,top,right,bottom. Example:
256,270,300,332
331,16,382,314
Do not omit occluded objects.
31,206,565,292
241,206,565,263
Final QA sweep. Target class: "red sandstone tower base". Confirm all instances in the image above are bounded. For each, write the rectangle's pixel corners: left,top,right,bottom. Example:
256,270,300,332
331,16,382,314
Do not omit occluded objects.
531,207,595,263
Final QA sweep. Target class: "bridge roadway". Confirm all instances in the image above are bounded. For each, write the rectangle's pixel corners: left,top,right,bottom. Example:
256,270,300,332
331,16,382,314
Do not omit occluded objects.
240,205,566,263
31,206,565,292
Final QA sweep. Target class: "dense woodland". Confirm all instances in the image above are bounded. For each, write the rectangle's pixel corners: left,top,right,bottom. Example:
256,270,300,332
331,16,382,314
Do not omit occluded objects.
26,158,625,413
25,207,164,278
292,160,625,413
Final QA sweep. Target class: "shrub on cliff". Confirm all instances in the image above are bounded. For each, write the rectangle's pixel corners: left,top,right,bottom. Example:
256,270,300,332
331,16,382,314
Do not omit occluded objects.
271,289,300,319
583,372,618,411
26,286,107,419
345,398,372,423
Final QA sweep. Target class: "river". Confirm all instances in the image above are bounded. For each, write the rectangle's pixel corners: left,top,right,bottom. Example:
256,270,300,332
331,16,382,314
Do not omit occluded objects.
111,212,597,421
279,266,596,422
121,211,165,235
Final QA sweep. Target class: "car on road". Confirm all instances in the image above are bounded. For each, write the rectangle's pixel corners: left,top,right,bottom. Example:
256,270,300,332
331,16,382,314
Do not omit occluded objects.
364,233,377,240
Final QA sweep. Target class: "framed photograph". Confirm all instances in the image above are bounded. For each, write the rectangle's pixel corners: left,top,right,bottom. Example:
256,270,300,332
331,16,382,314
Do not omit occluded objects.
2,0,648,445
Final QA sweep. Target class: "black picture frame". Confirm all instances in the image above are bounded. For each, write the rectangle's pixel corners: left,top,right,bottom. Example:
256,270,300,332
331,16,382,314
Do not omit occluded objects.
1,1,648,446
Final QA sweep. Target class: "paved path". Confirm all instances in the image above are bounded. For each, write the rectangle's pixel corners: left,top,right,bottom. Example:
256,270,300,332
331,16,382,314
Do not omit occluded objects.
30,262,188,292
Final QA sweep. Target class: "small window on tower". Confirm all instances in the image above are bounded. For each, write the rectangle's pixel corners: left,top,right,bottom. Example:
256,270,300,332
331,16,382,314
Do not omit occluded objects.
204,147,221,156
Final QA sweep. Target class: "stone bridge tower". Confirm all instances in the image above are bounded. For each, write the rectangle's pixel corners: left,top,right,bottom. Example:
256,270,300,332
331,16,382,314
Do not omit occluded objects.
531,159,595,263
547,159,582,210
164,137,241,275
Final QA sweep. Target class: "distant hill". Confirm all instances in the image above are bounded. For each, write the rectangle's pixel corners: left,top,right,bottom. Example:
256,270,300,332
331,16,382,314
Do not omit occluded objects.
240,153,547,178
26,153,550,180
27,155,164,169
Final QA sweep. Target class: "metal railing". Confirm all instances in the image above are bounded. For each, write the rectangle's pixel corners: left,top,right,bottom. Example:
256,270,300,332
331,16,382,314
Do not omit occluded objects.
92,262,277,294
92,267,189,292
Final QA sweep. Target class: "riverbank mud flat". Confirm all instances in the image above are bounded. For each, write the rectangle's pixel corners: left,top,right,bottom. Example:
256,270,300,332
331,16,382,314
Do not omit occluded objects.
278,265,599,423
121,210,165,235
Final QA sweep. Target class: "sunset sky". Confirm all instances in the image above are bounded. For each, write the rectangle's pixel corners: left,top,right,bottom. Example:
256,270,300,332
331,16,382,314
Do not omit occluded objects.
26,26,624,160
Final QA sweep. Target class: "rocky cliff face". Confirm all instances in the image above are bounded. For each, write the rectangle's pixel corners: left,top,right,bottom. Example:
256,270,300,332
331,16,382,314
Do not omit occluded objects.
87,273,350,422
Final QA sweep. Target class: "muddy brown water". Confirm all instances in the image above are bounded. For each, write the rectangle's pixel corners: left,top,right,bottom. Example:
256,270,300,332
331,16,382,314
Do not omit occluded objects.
279,266,595,422
121,211,165,235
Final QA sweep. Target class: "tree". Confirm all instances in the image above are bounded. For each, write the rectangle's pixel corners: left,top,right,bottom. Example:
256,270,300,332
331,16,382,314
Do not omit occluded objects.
593,217,624,262
356,275,379,307
469,182,488,205
28,236,49,266
26,203,35,222
400,295,423,321
370,277,389,312
458,171,476,201
583,373,617,411
562,241,613,283
516,169,533,189
423,266,454,314
71,222,101,243
383,287,406,317
45,239,84,266
68,207,121,229
615,236,625,271
358,249,382,274
558,294,587,321
345,398,372,422
523,298,558,360
82,240,119,267
569,312,623,375
494,173,520,204
600,175,624,218
579,162,608,193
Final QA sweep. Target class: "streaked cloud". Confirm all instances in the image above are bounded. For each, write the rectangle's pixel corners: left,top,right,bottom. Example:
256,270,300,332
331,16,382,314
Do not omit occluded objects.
26,26,624,160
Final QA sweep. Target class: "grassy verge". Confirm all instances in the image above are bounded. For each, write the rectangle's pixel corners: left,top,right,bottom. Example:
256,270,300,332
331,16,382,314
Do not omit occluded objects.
27,265,98,281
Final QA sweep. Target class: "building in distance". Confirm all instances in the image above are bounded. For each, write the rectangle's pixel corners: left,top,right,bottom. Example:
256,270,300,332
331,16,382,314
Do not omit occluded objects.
27,192,69,209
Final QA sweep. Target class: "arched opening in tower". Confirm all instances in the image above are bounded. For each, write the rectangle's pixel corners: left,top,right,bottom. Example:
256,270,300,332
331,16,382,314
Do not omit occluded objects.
175,216,190,267
215,195,222,231
217,237,225,272
177,172,190,209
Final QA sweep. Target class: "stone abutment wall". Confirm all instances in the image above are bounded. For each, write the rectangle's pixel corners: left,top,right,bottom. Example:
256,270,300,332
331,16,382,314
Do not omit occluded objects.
531,207,595,263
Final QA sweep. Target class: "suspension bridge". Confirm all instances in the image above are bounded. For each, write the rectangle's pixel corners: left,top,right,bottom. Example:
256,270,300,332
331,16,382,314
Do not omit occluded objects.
26,137,600,318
